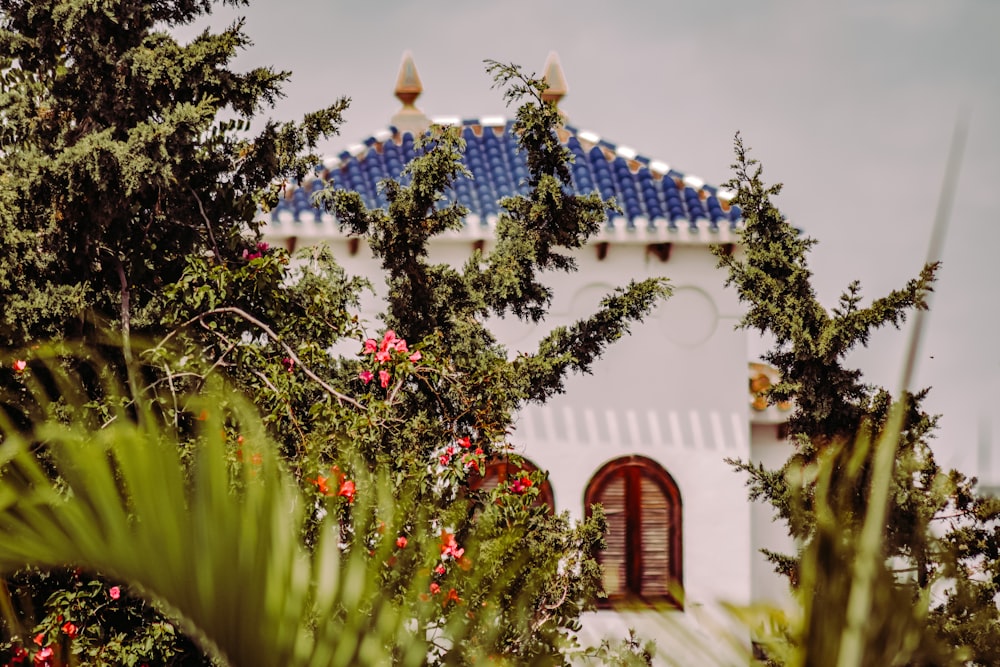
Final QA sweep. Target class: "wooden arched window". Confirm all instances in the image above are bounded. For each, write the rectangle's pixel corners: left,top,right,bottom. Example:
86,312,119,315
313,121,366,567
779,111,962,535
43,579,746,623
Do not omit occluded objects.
469,456,555,513
585,455,682,607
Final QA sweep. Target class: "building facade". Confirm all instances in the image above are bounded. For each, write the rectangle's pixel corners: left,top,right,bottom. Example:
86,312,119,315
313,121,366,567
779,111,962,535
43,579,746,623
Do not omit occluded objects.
259,52,793,642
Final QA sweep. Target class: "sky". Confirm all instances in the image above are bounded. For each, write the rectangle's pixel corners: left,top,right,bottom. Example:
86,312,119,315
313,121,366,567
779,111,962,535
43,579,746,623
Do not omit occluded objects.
183,1,999,474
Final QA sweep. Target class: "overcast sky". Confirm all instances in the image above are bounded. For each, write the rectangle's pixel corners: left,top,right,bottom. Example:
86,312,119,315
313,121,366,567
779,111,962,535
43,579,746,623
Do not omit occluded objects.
184,1,999,474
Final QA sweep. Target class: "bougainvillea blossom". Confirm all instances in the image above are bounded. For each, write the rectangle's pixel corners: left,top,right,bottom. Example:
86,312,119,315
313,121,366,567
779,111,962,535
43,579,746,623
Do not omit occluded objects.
33,646,54,666
440,531,465,560
511,476,533,494
310,475,330,495
338,479,356,503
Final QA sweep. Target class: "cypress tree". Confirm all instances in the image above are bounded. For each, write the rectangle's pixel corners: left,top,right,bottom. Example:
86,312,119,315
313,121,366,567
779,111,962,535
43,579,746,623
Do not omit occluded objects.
718,134,1000,665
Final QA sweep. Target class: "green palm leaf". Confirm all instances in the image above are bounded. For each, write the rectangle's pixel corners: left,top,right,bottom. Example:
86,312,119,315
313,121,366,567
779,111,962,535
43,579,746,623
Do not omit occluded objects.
0,357,432,667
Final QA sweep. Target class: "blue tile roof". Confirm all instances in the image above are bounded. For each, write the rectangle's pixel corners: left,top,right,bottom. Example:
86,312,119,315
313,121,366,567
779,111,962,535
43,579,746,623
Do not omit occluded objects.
263,119,742,237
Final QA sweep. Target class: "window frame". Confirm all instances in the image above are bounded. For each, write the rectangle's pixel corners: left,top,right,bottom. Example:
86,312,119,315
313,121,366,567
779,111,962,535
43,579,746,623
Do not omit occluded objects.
584,455,683,608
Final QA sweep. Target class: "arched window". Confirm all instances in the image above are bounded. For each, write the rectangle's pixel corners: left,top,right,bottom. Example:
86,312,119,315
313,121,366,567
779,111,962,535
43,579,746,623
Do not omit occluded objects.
469,455,555,513
585,455,682,606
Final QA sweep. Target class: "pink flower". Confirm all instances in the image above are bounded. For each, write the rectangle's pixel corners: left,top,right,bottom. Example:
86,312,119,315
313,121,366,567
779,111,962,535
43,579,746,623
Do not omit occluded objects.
408,350,421,362
511,476,533,494
379,370,390,388
381,330,398,348
62,622,78,638
242,249,262,261
12,359,26,373
338,479,356,503
256,241,269,252
435,564,446,575
359,370,373,384
429,582,440,595
375,349,391,363
440,531,465,560
33,646,53,667
396,536,407,548
363,338,378,354
282,357,295,373
393,339,408,354
109,586,120,600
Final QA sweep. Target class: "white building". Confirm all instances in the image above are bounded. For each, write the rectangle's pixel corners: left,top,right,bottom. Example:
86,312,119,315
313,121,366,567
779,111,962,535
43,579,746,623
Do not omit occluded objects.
260,52,794,648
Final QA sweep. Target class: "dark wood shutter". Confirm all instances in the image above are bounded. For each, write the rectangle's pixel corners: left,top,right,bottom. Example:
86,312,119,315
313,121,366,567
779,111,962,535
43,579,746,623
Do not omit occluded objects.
638,472,671,596
585,456,682,606
597,473,628,597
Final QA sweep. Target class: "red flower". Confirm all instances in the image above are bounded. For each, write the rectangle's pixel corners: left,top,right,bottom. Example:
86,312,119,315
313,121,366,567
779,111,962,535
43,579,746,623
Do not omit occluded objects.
358,370,373,384
378,370,390,388
435,564,446,575
109,586,120,600
444,588,461,606
429,582,440,595
338,479,356,503
281,357,295,373
311,475,331,495
439,453,451,466
12,359,26,373
33,634,44,646
396,536,407,548
11,646,28,664
61,622,78,638
457,436,471,449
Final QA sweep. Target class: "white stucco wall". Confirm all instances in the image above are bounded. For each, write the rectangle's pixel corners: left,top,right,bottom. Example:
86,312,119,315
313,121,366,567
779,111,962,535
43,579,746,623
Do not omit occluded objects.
271,233,762,615
748,422,795,605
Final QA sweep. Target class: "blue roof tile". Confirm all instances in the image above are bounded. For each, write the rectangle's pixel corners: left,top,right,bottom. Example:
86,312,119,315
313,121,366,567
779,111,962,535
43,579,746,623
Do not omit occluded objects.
264,120,741,235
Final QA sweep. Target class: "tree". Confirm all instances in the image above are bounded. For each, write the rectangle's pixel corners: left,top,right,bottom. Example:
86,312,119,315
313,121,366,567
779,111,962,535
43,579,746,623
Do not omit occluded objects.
0,0,345,350
718,135,1000,665
0,1,669,664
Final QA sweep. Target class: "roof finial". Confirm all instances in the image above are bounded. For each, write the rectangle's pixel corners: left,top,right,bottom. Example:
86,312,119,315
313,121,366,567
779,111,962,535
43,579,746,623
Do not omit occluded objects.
391,51,429,135
541,52,568,109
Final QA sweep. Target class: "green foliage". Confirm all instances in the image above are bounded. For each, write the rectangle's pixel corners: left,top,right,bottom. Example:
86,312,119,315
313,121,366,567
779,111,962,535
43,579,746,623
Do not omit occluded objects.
718,134,1000,665
0,3,671,663
0,0,347,346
